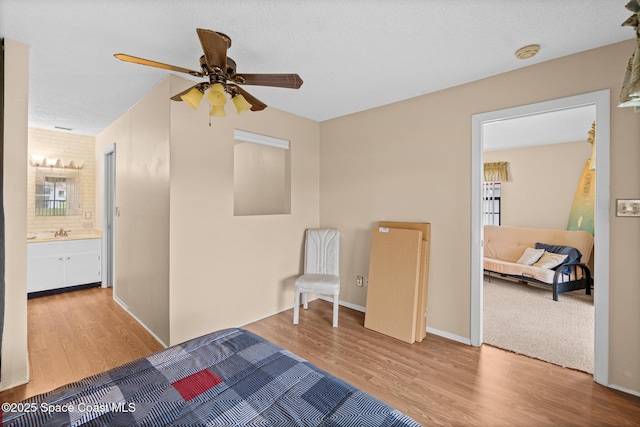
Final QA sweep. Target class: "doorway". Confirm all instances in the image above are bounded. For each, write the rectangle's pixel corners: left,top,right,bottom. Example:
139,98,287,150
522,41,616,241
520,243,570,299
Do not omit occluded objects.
470,89,610,386
102,145,115,289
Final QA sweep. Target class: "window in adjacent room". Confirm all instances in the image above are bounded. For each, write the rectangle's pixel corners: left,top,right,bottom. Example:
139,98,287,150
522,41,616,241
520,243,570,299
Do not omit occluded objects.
483,161,508,226
482,182,501,225
233,129,291,216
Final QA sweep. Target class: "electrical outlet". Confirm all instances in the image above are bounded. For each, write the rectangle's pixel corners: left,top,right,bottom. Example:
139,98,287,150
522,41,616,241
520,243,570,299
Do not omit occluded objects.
356,276,364,287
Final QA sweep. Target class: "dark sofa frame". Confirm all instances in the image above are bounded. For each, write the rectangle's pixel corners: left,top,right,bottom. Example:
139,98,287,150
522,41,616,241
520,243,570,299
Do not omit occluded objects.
484,262,592,301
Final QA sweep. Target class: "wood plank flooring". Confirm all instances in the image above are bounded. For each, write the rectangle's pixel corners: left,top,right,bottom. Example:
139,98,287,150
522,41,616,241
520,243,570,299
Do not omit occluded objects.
1,288,639,426
245,300,640,426
0,287,163,403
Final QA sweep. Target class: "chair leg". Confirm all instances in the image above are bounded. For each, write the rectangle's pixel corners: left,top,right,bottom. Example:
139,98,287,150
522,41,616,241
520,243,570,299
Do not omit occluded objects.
293,291,300,325
333,294,339,328
302,292,308,309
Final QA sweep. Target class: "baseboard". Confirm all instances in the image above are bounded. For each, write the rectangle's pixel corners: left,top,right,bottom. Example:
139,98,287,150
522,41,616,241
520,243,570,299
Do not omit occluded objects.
607,383,640,398
27,282,101,299
426,327,472,345
0,360,31,392
318,295,365,312
112,295,168,348
241,304,297,327
319,296,472,345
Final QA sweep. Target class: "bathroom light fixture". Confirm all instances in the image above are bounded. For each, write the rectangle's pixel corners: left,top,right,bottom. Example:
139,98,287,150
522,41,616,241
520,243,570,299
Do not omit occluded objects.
29,155,84,169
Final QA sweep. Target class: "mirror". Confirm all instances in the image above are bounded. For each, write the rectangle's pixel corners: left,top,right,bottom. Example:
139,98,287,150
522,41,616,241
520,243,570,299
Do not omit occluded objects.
35,170,82,216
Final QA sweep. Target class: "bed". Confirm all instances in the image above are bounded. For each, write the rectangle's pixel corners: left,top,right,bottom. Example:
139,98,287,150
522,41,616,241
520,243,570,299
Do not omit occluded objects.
2,328,421,426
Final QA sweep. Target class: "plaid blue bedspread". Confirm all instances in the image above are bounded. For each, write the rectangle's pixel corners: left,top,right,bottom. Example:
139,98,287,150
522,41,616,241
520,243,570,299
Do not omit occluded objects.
2,328,421,426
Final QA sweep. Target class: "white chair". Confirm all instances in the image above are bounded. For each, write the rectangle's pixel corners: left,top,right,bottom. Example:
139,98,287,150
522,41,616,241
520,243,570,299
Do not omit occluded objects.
293,229,340,327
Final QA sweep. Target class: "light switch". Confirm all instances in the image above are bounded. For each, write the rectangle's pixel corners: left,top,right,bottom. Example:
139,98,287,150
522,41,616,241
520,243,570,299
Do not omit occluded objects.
616,199,640,217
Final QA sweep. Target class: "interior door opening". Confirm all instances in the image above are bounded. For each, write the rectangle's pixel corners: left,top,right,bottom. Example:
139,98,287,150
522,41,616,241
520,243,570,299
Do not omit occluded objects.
102,145,115,289
471,89,610,386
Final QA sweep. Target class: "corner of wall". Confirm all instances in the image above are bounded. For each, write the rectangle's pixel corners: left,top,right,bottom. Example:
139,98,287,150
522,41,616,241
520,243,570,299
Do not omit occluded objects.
1,39,29,391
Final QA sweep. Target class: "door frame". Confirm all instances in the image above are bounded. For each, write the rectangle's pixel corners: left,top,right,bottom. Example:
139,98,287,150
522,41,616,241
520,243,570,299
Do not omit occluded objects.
102,144,116,289
470,89,610,386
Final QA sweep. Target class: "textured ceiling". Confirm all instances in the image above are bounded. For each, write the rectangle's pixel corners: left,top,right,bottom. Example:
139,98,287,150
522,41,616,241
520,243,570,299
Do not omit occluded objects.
0,0,634,136
484,105,597,151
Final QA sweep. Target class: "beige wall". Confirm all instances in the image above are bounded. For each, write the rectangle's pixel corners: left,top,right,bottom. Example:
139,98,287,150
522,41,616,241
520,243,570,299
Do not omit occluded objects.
234,142,290,216
27,128,96,232
169,75,320,345
1,39,29,391
319,40,640,393
484,141,592,229
95,79,171,345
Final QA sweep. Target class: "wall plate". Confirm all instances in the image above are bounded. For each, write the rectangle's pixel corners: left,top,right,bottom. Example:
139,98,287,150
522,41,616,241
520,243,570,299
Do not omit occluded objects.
616,199,640,217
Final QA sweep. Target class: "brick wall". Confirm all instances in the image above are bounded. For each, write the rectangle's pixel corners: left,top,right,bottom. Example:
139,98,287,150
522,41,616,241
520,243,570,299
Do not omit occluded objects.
27,128,96,233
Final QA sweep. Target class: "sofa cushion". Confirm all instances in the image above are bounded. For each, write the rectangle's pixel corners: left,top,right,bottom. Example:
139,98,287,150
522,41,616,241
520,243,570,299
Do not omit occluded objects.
484,257,556,283
533,252,568,269
535,243,582,267
516,247,545,265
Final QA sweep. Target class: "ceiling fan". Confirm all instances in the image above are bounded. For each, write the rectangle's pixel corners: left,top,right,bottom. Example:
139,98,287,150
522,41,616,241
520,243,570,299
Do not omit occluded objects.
114,28,303,116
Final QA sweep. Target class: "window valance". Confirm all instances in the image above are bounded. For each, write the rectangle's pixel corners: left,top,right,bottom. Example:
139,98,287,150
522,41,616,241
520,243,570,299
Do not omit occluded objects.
484,162,509,182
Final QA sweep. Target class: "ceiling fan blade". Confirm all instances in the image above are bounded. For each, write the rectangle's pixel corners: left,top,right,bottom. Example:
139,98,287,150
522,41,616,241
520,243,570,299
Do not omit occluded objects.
196,28,228,71
114,53,203,77
229,84,267,111
170,83,210,101
233,73,303,89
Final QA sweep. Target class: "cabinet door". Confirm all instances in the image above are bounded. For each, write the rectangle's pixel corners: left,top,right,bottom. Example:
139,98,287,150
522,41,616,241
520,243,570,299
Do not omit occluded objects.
65,250,101,287
27,255,66,292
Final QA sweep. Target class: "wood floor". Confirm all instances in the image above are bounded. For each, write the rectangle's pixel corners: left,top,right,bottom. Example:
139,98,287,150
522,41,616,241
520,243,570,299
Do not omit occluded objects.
2,288,639,426
245,300,640,426
0,287,163,403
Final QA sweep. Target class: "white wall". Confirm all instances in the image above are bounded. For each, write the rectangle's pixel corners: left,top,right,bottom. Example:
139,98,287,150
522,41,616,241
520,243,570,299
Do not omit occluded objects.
0,39,29,391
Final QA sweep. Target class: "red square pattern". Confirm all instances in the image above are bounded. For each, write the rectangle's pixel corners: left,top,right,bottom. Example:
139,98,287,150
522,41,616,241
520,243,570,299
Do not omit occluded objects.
172,369,223,402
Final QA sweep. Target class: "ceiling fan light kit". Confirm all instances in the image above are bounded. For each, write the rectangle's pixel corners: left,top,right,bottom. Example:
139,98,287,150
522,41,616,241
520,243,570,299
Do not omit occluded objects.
210,104,227,118
114,28,303,118
206,83,227,107
232,93,253,114
181,87,204,110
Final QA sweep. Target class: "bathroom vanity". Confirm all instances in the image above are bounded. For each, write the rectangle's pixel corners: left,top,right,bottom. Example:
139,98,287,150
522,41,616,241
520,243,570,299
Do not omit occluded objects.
27,236,101,296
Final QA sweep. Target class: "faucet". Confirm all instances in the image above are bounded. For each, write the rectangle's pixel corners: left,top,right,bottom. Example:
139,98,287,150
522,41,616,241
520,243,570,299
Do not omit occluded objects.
54,227,68,237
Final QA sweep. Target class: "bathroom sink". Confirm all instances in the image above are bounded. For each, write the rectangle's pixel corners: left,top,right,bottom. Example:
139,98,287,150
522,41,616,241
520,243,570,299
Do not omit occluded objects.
27,230,102,242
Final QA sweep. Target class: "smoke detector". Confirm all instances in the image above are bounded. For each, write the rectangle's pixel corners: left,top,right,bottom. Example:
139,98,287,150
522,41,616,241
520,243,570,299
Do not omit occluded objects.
515,44,540,59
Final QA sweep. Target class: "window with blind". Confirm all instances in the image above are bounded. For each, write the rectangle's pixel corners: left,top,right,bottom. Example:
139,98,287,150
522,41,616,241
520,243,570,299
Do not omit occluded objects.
483,162,507,226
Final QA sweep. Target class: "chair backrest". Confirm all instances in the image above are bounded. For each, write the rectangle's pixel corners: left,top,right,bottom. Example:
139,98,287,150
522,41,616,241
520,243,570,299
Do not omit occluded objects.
304,229,340,275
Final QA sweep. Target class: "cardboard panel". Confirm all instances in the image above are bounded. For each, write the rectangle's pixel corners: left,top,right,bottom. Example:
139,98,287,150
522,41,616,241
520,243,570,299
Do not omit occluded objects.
364,226,422,343
378,222,431,342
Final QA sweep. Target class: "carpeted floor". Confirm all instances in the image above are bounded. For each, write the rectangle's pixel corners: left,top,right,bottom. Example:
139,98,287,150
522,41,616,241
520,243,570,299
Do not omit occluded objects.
483,276,594,373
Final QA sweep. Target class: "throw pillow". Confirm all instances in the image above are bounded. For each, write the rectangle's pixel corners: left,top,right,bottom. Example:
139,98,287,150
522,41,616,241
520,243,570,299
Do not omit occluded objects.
516,247,545,265
534,243,583,267
533,252,568,269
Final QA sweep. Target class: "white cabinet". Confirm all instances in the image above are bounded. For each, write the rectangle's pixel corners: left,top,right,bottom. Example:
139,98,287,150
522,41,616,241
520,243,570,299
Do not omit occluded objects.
27,239,101,294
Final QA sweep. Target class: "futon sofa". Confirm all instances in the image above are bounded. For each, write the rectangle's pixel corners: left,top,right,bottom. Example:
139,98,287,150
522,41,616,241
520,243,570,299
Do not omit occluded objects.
483,225,594,301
